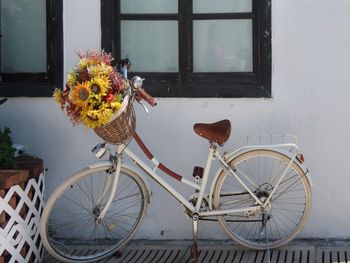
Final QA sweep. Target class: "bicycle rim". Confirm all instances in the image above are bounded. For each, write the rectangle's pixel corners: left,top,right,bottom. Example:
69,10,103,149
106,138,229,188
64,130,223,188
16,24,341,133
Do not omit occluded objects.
213,149,312,249
40,166,148,262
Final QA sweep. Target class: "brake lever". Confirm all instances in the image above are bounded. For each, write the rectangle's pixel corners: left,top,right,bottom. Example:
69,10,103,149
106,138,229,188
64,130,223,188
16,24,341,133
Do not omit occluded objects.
139,100,149,115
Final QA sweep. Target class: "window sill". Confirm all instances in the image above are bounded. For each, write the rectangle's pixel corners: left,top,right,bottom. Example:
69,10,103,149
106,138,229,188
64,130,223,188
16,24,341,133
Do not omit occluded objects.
0,83,56,97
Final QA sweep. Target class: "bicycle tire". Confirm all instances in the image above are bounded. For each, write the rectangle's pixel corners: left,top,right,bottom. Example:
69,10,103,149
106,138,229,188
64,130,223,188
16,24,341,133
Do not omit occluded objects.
40,165,149,262
213,149,312,249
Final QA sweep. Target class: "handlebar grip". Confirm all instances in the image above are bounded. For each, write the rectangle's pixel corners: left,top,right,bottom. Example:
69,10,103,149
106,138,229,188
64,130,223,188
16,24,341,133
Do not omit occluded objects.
137,88,157,107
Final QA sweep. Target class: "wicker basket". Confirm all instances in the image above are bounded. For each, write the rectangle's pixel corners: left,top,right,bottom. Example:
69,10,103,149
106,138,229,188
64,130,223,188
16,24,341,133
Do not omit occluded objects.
94,96,136,144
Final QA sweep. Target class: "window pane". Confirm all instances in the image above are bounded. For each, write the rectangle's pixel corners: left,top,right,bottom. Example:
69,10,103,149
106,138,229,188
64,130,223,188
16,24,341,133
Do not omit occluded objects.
1,0,46,73
193,0,252,13
193,20,252,73
121,0,178,14
121,21,178,72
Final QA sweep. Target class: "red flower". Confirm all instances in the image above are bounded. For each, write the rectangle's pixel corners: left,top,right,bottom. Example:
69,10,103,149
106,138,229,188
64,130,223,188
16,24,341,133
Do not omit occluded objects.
105,91,115,102
78,69,89,82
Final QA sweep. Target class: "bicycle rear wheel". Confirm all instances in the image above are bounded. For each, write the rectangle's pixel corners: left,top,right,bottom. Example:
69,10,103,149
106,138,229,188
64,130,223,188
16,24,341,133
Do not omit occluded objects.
40,165,149,262
213,149,312,249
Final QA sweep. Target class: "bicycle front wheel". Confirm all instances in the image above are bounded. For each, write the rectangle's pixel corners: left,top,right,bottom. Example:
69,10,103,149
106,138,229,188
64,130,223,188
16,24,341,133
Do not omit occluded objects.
213,149,312,249
40,165,149,263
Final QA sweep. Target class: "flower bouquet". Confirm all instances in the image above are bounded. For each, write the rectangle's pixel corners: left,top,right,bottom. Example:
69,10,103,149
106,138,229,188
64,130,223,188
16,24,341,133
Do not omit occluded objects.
54,51,135,144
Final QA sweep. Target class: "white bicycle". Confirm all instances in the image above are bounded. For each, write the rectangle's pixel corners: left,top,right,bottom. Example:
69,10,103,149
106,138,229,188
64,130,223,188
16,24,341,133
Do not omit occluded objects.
40,74,312,263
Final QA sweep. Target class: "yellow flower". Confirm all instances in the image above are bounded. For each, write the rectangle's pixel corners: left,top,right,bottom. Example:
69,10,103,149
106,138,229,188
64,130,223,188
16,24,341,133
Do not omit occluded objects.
88,63,113,77
110,101,122,111
80,105,113,128
53,88,65,108
71,81,91,106
90,76,110,96
77,58,91,70
67,71,77,86
97,108,114,126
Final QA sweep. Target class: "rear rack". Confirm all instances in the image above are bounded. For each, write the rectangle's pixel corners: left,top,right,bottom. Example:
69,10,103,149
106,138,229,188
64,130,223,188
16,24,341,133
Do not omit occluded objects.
226,134,298,153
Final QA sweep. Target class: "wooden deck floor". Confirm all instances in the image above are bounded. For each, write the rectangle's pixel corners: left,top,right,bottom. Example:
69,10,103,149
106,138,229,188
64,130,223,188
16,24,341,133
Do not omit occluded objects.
43,240,350,263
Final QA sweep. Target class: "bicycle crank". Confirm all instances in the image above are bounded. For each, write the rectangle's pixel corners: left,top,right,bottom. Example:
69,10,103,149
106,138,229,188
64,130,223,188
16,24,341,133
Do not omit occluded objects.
184,195,209,219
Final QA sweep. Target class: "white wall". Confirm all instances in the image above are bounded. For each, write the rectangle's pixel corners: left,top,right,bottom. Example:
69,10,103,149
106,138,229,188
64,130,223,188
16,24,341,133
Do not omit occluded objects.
1,0,350,239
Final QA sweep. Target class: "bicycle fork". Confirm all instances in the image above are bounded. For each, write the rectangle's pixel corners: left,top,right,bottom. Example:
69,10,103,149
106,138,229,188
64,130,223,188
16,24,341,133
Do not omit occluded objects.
96,157,122,223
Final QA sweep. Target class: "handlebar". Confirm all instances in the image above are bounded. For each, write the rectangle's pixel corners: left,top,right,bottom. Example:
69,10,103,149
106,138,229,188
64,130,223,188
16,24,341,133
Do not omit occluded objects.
136,88,157,107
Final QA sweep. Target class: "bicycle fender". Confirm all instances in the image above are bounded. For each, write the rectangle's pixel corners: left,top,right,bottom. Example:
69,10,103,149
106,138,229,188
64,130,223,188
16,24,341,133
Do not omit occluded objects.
265,146,313,187
88,161,114,169
208,146,313,211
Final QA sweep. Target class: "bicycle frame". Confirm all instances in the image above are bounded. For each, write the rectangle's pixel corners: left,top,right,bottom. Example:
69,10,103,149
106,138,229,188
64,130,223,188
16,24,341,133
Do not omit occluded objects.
95,126,314,225
98,138,312,223
120,144,261,217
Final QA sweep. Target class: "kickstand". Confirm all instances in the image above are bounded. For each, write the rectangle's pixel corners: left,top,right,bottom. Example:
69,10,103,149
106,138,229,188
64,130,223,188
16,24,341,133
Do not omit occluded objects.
262,225,271,263
265,231,271,263
191,217,199,262
261,210,271,263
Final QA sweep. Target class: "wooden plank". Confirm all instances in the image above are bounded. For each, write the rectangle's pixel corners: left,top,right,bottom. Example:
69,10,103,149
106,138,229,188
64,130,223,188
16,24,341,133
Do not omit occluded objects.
308,247,316,263
117,249,140,263
240,249,257,263
254,250,267,263
269,250,281,263
141,249,159,263
338,250,348,263
219,249,236,262
203,249,222,263
316,247,350,263
166,248,184,263
232,250,245,263
151,249,168,262
217,250,230,263
285,249,295,263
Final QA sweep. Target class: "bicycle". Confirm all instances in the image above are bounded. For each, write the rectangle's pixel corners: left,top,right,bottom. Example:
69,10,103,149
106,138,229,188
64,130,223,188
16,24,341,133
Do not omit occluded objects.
40,69,313,263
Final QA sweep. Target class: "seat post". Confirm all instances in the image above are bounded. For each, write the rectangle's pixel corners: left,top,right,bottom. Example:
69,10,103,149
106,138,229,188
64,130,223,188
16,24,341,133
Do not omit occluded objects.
210,141,218,149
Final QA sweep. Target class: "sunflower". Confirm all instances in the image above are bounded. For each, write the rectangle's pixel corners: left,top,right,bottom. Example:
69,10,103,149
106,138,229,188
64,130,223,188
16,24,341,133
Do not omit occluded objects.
110,101,122,111
77,58,94,71
90,76,110,97
88,63,113,77
71,81,91,106
67,71,77,86
53,88,65,109
80,105,113,128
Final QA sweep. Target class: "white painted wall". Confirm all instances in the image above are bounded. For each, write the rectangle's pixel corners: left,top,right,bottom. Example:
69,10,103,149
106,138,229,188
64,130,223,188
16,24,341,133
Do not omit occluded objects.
1,0,350,239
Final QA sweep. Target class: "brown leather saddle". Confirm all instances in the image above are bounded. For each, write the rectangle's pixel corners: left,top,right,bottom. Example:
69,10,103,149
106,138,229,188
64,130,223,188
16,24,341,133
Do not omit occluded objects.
193,119,231,145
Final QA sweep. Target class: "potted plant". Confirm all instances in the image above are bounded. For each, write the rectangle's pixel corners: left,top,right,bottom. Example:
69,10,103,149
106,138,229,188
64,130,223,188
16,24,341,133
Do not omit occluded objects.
0,127,15,169
0,98,15,169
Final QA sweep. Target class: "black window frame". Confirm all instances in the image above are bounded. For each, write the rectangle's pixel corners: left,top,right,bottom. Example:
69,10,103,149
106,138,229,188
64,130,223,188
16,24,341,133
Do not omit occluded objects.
102,0,271,98
0,0,63,97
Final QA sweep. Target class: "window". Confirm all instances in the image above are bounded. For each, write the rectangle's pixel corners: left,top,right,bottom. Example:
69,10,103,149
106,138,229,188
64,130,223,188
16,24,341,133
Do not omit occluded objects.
0,0,63,97
101,0,271,97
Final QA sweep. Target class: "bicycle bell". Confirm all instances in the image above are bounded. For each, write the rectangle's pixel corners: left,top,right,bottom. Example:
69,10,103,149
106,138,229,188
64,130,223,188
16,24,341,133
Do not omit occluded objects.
131,76,145,90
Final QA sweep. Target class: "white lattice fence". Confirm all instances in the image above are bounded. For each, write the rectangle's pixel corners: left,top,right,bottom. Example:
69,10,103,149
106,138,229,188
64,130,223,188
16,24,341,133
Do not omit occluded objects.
0,172,45,263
